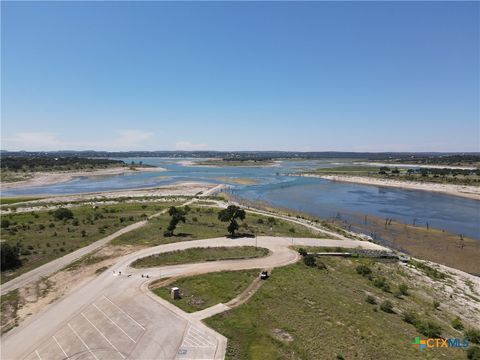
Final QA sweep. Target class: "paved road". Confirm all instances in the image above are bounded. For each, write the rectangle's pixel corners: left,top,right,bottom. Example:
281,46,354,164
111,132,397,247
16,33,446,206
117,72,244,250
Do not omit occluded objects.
1,236,389,360
0,184,225,296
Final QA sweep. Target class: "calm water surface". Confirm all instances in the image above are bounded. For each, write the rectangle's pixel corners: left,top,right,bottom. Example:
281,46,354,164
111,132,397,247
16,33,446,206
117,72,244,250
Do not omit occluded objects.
2,158,479,239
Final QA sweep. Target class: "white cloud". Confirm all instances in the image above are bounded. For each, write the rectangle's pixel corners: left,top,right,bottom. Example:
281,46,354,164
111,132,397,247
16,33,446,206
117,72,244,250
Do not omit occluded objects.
2,129,155,151
1,132,63,150
109,130,154,149
174,141,209,150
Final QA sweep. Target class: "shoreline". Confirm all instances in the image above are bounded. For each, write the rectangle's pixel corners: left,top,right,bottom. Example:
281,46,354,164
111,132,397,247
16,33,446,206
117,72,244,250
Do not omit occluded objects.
296,173,480,200
355,161,479,170
0,181,221,207
181,159,281,168
0,166,166,190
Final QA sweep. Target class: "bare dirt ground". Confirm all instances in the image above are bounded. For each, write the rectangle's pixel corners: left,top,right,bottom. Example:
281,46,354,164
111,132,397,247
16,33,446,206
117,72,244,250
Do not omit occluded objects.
402,260,480,329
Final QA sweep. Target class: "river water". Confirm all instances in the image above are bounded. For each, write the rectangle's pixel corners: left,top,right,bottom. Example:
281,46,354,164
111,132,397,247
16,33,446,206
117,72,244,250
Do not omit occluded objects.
2,158,479,240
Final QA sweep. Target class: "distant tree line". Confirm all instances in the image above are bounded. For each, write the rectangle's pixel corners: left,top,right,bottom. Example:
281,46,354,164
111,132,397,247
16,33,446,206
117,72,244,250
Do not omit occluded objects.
0,156,125,172
383,154,480,166
379,166,480,177
4,150,477,161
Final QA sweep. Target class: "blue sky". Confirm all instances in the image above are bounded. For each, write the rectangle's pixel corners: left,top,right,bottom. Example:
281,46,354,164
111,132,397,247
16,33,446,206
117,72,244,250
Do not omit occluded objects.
1,1,479,152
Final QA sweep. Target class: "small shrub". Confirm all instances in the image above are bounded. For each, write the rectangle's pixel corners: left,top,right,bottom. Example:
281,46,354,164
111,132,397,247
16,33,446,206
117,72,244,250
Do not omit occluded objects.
451,316,464,330
316,261,327,270
432,300,440,310
297,248,307,257
373,277,390,292
256,218,264,224
192,217,198,222
417,321,442,338
402,310,419,325
356,264,372,277
1,219,11,228
410,260,446,280
467,346,480,360
303,254,316,267
466,329,480,344
398,283,409,296
380,300,394,313
289,227,295,233
267,217,276,225
365,295,376,304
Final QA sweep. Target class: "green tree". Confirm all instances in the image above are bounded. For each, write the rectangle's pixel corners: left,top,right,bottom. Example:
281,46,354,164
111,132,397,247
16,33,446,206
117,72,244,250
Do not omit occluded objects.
1,242,22,271
164,206,189,237
218,205,246,237
53,207,74,220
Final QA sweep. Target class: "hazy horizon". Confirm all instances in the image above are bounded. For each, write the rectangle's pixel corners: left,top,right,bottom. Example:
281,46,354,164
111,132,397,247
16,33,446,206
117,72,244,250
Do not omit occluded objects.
2,1,479,152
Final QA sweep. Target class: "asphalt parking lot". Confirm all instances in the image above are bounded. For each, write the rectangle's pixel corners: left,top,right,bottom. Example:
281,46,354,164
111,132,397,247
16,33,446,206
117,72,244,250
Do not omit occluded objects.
24,295,146,360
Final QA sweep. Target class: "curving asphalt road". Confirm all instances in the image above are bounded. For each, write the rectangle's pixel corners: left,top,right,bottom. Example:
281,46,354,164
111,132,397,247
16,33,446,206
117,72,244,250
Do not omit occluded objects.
1,236,389,360
0,184,226,297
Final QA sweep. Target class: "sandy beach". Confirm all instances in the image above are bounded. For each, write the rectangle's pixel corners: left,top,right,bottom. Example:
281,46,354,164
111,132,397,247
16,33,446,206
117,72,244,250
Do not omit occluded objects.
299,174,480,200
0,166,166,190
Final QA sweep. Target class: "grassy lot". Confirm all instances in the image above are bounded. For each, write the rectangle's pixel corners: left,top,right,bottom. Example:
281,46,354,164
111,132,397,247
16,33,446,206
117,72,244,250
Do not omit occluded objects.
205,257,472,360
132,246,269,268
0,202,176,283
305,166,480,186
152,270,259,313
112,206,328,246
